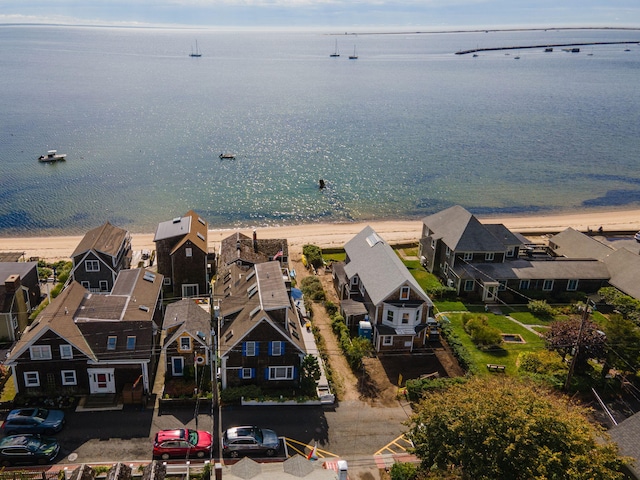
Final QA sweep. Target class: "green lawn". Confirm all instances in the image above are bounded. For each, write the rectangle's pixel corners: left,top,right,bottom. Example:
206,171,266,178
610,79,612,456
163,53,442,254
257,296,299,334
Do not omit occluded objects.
447,313,546,376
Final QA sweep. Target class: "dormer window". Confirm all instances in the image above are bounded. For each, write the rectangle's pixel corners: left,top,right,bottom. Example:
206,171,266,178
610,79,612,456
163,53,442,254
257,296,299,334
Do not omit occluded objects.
179,337,192,351
400,287,410,300
485,252,495,261
30,345,52,360
107,336,117,350
85,260,99,272
463,252,473,262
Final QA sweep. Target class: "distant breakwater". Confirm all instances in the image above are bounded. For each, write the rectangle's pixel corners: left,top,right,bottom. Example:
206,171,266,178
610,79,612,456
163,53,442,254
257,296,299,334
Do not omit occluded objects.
455,40,639,55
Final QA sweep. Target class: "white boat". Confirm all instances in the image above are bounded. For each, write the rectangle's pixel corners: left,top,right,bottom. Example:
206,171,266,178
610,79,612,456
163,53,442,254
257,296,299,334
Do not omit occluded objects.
634,231,640,242
219,153,235,160
349,46,358,60
330,39,340,57
190,40,202,57
38,150,66,163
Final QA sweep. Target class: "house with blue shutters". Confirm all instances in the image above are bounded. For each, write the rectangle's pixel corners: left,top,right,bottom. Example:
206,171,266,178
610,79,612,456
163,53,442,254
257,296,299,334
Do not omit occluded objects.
218,261,306,390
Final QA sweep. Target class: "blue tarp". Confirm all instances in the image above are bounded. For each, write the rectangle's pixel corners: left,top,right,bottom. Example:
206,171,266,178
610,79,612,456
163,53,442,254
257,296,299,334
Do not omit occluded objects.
291,288,303,300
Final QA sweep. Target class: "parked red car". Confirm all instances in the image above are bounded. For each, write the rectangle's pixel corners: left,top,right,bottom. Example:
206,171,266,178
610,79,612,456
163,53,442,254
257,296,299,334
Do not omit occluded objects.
153,429,213,460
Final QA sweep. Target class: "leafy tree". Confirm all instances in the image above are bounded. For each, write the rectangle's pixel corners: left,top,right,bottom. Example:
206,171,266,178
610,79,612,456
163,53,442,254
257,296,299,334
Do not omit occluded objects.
544,317,606,373
517,350,567,387
302,244,324,270
602,314,640,376
390,462,417,480
299,355,321,396
407,376,626,480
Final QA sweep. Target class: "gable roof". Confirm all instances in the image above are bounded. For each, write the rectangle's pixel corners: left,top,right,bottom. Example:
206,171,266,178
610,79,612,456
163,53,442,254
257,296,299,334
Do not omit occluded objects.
154,210,208,255
163,298,212,348
421,205,506,252
219,261,304,356
344,226,432,307
603,248,640,300
0,262,38,285
456,258,611,282
71,222,129,258
219,231,288,268
549,228,614,260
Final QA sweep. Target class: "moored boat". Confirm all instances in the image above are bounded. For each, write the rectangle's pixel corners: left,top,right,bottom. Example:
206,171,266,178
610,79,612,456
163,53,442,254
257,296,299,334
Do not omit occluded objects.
38,150,66,162
219,153,235,160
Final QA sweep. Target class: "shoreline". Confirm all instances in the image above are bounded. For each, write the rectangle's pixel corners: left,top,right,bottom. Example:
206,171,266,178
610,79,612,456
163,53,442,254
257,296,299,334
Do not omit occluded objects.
1,207,639,263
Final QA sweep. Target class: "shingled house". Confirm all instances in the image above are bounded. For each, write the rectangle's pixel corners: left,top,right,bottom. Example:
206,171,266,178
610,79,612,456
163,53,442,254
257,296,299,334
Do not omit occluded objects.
218,261,305,389
70,222,132,293
5,268,163,397
333,226,436,352
154,210,213,298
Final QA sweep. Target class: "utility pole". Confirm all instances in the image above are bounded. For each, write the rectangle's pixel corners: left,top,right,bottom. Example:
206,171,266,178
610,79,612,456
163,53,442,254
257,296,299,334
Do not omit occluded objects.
564,301,591,391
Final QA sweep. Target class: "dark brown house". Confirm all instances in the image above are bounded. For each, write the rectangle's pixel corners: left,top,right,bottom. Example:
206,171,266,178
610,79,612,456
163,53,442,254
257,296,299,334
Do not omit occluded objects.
0,262,41,341
70,222,132,293
154,210,212,298
5,269,163,397
219,261,305,390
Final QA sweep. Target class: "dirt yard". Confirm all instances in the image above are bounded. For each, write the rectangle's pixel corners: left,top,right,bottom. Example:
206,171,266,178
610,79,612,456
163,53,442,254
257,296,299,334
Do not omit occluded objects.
290,251,463,408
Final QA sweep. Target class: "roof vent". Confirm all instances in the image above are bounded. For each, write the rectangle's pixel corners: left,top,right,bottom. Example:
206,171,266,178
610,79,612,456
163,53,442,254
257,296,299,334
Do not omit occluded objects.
198,217,206,225
225,330,234,342
197,232,205,241
172,217,181,224
366,232,383,247
139,305,149,312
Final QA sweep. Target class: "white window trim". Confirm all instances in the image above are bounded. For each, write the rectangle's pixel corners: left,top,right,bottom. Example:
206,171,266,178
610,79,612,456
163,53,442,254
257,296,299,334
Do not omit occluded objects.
107,336,117,350
30,345,52,360
506,247,515,258
485,252,495,261
61,370,77,386
182,283,199,297
268,366,294,380
85,260,100,272
464,280,474,291
519,280,530,290
271,341,283,356
60,344,73,359
241,368,253,379
179,337,192,352
126,336,136,350
99,280,109,291
400,286,410,300
543,279,554,291
185,247,193,257
382,336,393,346
163,277,171,285
171,357,185,377
463,252,473,261
24,371,40,387
245,341,257,357
567,279,579,291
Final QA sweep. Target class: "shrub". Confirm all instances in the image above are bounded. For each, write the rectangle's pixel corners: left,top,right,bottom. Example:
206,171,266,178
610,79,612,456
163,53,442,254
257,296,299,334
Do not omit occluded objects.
300,276,326,301
325,300,338,317
220,385,263,404
390,462,417,480
528,300,556,318
302,244,324,269
462,314,502,347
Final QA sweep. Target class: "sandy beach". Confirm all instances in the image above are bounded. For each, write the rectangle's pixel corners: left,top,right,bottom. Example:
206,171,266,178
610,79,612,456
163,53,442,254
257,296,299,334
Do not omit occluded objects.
1,208,639,262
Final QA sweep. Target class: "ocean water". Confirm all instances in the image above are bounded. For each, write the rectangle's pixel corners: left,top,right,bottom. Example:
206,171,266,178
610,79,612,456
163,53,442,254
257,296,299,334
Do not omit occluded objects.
1,26,639,236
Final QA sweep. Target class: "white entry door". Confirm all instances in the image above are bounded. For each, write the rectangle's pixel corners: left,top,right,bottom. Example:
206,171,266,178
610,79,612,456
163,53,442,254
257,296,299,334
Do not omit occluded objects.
88,368,116,394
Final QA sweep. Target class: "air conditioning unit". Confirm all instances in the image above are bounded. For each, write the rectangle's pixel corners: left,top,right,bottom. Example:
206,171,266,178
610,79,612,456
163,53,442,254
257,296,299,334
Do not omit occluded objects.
447,279,454,288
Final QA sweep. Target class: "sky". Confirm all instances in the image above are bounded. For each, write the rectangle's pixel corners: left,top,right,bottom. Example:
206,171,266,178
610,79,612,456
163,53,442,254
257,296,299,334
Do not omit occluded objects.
1,0,640,30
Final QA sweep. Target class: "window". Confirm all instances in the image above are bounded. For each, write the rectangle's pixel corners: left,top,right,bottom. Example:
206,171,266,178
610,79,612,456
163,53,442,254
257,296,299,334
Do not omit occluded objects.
268,366,294,380
61,370,77,386
126,336,136,350
81,281,90,289
29,345,51,360
60,344,73,359
463,252,473,262
567,279,579,291
270,341,283,356
402,313,410,324
179,337,192,351
498,281,506,291
485,252,495,261
164,277,171,286
543,279,554,291
24,372,40,387
182,284,199,297
431,239,436,249
400,287,410,300
185,247,193,257
445,246,451,257
107,336,117,350
241,368,254,379
464,280,474,291
99,280,109,291
506,247,515,258
519,279,530,290
386,310,394,322
244,341,257,357
382,336,393,346
85,260,99,272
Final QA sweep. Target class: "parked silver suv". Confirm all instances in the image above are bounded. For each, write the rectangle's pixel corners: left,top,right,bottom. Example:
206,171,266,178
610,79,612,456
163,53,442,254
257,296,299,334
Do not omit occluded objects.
222,426,279,458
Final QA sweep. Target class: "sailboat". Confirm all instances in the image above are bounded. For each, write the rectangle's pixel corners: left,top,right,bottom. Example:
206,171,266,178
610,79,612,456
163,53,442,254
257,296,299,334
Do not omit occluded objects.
330,39,340,57
189,40,202,57
349,45,358,60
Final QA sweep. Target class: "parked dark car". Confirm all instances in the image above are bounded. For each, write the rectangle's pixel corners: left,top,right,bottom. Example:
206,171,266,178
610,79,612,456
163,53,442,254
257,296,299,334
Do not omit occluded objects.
152,429,213,460
222,426,280,458
1,408,65,435
0,435,60,466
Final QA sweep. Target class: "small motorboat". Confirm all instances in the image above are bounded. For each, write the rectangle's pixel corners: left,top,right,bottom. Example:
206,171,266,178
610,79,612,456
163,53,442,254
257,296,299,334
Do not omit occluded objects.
38,150,66,162
634,231,640,242
219,153,235,160
319,179,326,189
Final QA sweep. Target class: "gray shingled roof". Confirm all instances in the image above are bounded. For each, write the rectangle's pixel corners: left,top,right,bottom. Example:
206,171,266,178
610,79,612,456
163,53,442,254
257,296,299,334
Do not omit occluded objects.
609,413,640,479
71,222,129,258
549,228,614,260
0,262,38,284
421,205,506,252
163,298,212,348
456,258,611,281
603,248,640,300
344,226,431,307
